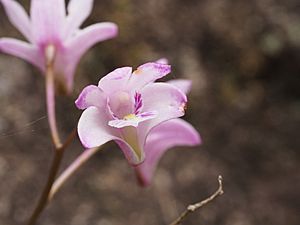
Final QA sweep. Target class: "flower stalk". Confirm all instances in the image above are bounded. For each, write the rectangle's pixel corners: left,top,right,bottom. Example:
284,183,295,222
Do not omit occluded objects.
48,147,100,201
27,148,64,225
26,47,77,224
45,45,62,149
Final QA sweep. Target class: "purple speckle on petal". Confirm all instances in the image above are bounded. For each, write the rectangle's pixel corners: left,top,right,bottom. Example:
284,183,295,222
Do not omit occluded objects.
154,63,171,76
139,111,157,118
134,92,143,114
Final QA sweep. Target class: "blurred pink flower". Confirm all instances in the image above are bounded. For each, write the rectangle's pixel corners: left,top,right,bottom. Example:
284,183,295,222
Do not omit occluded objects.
0,0,118,93
76,62,201,184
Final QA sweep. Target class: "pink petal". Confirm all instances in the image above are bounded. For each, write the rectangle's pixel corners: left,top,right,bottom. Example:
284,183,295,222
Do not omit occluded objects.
135,119,201,186
128,62,171,90
57,23,118,92
75,85,107,110
98,67,132,94
167,79,192,95
1,0,32,42
78,106,119,148
51,48,79,93
78,107,144,165
66,22,118,63
0,38,43,69
30,0,66,44
139,82,187,136
65,0,94,38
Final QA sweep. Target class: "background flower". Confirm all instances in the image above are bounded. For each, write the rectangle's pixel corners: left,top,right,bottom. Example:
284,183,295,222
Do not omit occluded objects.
0,0,118,93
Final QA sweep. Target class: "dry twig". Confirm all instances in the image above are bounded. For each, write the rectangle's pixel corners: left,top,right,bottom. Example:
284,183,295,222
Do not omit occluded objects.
169,175,224,225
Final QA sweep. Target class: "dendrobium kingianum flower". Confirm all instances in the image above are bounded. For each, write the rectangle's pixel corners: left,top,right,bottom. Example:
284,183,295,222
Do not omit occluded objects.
0,0,118,93
76,62,201,186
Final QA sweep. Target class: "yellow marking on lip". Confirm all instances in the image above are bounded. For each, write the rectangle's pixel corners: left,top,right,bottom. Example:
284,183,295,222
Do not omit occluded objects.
123,114,137,120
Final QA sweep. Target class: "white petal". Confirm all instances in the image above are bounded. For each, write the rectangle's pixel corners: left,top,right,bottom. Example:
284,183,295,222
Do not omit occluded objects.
78,106,119,148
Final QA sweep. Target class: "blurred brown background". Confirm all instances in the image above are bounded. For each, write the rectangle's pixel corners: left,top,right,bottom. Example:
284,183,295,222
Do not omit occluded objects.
0,0,299,224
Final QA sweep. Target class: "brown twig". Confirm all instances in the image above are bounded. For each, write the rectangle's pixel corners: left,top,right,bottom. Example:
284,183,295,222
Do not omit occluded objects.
169,175,224,225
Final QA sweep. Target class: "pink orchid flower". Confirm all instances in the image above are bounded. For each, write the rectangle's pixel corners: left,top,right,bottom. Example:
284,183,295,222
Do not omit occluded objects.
75,62,201,185
0,0,118,93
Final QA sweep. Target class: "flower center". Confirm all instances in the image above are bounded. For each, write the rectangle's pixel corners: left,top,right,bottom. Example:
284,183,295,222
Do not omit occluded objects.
45,44,56,66
109,91,133,118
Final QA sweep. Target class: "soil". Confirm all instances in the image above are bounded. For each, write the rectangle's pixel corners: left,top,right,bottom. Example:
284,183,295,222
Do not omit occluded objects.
0,0,299,225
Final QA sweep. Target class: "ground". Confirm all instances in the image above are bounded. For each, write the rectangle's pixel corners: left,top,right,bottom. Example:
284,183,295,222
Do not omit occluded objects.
0,0,299,225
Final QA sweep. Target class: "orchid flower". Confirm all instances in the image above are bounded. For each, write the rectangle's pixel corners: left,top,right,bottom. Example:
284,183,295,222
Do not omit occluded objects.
0,0,118,93
75,62,201,185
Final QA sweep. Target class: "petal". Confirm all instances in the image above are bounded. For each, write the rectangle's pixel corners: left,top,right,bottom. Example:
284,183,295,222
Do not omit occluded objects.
65,0,94,38
78,106,118,148
108,111,157,128
109,119,139,128
118,126,145,164
135,119,201,186
66,22,118,63
75,85,107,110
30,0,66,43
167,79,192,95
77,107,144,165
139,82,187,136
115,138,144,166
58,23,118,92
0,38,43,69
155,58,168,64
1,0,32,41
128,62,171,90
98,67,132,94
